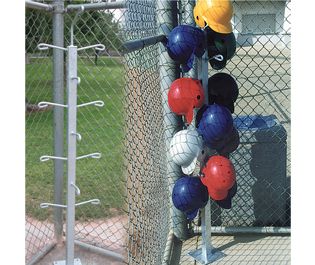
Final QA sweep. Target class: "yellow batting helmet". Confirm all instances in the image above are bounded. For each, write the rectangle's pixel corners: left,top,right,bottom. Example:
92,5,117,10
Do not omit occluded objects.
194,0,233,34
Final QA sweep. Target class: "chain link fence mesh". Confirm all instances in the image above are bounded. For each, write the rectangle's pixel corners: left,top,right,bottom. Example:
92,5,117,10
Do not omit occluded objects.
26,0,290,264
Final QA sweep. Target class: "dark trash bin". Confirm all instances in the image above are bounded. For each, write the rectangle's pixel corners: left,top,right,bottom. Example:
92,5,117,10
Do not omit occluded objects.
212,115,289,227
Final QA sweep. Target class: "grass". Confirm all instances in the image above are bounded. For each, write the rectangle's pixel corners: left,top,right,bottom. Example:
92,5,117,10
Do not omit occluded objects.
25,56,125,221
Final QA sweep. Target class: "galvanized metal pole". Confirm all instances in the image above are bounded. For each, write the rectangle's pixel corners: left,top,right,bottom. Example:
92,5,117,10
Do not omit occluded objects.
189,29,225,265
52,0,65,244
66,45,78,265
180,0,198,79
157,0,189,242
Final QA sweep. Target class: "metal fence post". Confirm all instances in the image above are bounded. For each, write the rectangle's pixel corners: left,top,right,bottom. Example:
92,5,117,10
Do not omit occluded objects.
66,44,78,265
52,0,65,244
180,0,198,79
157,0,189,263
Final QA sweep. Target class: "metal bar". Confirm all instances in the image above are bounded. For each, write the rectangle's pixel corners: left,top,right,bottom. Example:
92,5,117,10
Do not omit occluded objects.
66,0,126,12
26,242,57,265
123,34,167,53
66,45,78,265
52,0,65,244
194,226,291,235
74,240,125,262
157,0,189,242
25,0,53,11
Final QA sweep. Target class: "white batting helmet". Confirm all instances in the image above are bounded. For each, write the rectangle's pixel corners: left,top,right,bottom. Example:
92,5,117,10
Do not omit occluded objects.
169,127,204,175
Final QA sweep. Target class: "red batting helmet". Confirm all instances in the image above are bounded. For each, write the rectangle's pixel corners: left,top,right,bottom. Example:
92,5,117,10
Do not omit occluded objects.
201,155,236,200
168,78,205,124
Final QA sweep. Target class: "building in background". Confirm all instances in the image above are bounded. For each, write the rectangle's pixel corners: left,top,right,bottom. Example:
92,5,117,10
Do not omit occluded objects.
232,0,290,47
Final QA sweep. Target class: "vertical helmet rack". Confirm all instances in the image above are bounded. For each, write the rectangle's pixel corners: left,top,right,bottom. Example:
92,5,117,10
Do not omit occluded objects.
36,6,105,265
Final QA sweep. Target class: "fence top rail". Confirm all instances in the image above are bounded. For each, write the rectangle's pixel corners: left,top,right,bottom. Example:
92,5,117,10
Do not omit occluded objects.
25,0,53,11
66,0,126,12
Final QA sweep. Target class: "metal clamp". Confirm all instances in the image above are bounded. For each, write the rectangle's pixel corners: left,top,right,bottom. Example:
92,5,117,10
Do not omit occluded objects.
38,43,67,51
76,153,101,160
38,101,68,109
77,100,105,108
40,155,67,162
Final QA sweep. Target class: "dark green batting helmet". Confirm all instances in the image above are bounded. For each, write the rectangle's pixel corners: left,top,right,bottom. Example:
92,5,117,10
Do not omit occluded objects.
206,26,236,70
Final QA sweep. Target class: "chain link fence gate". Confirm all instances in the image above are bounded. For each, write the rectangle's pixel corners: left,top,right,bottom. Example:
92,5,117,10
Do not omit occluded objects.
26,0,291,264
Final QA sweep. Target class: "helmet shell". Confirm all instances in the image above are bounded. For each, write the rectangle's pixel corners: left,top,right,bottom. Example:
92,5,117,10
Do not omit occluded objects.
166,25,206,71
206,27,236,70
208,72,239,113
172,176,209,220
170,128,204,175
201,155,236,200
197,104,233,146
194,0,233,33
168,78,205,124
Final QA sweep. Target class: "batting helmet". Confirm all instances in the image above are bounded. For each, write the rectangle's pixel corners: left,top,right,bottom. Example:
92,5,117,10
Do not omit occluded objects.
170,128,204,175
197,104,233,147
166,25,206,72
193,0,233,33
201,155,236,200
168,78,205,124
208,72,239,113
172,176,209,220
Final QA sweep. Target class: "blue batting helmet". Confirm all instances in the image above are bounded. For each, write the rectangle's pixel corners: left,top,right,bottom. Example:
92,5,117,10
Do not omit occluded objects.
172,176,209,220
197,104,233,147
166,25,206,72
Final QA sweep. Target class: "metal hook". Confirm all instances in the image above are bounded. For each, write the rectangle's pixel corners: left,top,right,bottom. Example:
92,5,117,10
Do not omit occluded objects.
71,131,82,141
38,101,68,108
40,155,68,162
77,44,105,52
76,152,102,160
71,76,81,84
77,100,105,108
209,54,224,62
37,43,67,51
75,199,100,207
40,202,67,209
71,182,81,196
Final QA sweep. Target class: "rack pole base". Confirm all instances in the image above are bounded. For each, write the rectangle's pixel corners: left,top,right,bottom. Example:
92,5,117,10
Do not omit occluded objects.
188,247,225,264
53,258,82,265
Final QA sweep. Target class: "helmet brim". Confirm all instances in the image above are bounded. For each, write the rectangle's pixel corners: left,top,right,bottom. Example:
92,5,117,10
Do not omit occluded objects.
215,181,238,209
182,156,198,175
186,208,199,220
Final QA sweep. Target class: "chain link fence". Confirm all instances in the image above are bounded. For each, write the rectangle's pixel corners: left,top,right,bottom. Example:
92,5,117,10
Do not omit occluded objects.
26,0,290,264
